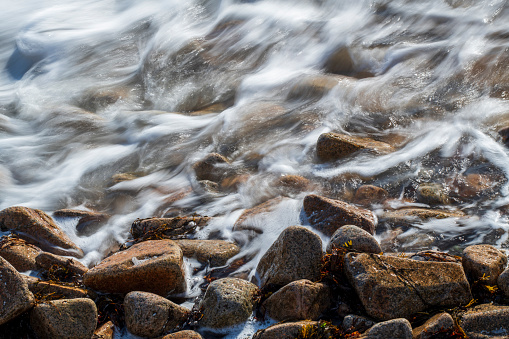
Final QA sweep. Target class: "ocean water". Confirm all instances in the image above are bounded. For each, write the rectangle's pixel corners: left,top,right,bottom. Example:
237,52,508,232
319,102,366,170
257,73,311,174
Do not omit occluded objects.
2,0,509,337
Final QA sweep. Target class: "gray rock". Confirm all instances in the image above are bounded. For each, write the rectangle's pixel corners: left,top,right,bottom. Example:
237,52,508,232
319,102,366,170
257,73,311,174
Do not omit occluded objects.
416,183,450,205
342,314,376,334
458,304,509,339
497,267,509,297
253,321,318,339
462,244,507,285
327,225,381,254
174,239,240,267
362,318,412,339
412,312,455,339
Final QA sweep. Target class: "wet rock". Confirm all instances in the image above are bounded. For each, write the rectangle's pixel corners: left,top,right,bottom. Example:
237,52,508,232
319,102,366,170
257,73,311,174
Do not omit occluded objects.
94,320,115,339
24,276,88,299
412,312,455,339
256,225,322,287
458,304,509,339
327,225,381,254
344,253,472,320
262,279,330,321
193,153,232,182
362,318,412,339
353,185,388,206
0,206,83,258
303,194,377,235
287,74,354,101
130,216,211,239
160,330,203,339
233,197,285,233
324,46,354,75
200,277,258,328
447,173,494,199
253,320,318,339
381,208,465,226
497,268,509,297
410,250,462,263
462,244,507,285
30,298,97,339
274,174,314,195
416,183,450,205
124,291,189,337
0,256,35,325
0,236,41,272
316,132,394,162
36,251,89,276
174,239,240,267
341,314,376,334
83,240,186,296
53,209,110,235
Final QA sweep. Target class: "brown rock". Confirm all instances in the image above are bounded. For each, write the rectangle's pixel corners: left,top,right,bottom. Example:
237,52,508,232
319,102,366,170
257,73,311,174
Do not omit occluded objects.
287,74,354,101
327,225,381,254
94,321,115,339
324,46,354,75
381,208,465,226
233,197,285,233
36,251,89,276
412,312,455,339
416,183,450,205
344,253,472,320
24,276,88,299
458,304,509,339
497,267,509,297
303,194,377,235
0,256,35,325
160,330,203,339
274,175,313,195
0,206,83,258
253,321,318,339
200,278,258,328
447,173,494,199
30,298,97,339
316,132,394,162
130,216,210,239
341,314,376,333
462,244,507,285
410,250,462,263
124,291,189,337
83,240,186,296
262,279,330,321
353,185,388,205
174,239,240,266
193,153,232,182
0,236,41,272
256,226,322,288
362,318,412,339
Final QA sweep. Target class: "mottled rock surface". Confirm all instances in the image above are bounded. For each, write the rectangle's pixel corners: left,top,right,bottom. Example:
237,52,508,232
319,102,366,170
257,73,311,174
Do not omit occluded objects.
353,185,388,206
233,197,285,233
327,225,381,254
94,320,115,339
316,132,393,162
24,276,88,299
416,183,450,205
412,312,455,339
458,304,509,339
341,314,376,334
0,256,34,325
253,321,318,339
362,318,412,339
462,244,507,285
36,251,89,276
256,225,322,287
160,330,203,339
381,208,465,226
174,239,240,266
130,216,210,239
193,153,231,182
304,194,377,235
0,237,41,272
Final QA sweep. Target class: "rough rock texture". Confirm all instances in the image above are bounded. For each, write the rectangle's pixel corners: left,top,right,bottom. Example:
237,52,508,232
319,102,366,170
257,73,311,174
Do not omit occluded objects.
0,237,41,272
160,330,203,339
412,313,455,339
327,225,381,254
262,279,330,321
256,226,322,287
416,183,450,205
344,253,472,320
274,174,314,195
497,267,509,297
458,304,509,339
0,206,83,258
0,256,35,325
30,298,97,339
193,153,232,182
174,239,240,266
381,208,465,226
124,291,189,337
410,250,462,263
200,278,258,328
94,320,115,339
316,132,393,162
304,194,377,235
35,251,89,276
342,314,376,334
353,185,388,206
130,216,210,239
462,244,507,285
83,240,186,296
24,276,88,299
362,318,412,339
253,321,318,339
447,173,494,199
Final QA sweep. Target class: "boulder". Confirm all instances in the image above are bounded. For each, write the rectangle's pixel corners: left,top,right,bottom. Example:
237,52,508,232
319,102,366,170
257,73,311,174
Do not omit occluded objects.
457,304,509,339
94,321,115,339
326,225,381,254
462,244,507,284
412,312,455,339
256,226,322,287
193,153,232,182
274,174,313,195
353,185,388,206
174,239,240,266
36,251,89,276
124,291,189,337
262,279,330,321
83,240,186,296
0,237,41,272
416,183,450,205
362,318,412,339
200,278,258,328
253,320,318,339
0,256,35,325
497,267,509,297
24,276,88,299
53,209,110,236
233,197,285,233
344,253,472,320
381,208,465,226
316,132,393,162
324,46,354,75
130,216,210,239
160,331,203,339
303,194,377,235
410,250,462,263
0,206,83,258
30,298,97,339
341,314,376,333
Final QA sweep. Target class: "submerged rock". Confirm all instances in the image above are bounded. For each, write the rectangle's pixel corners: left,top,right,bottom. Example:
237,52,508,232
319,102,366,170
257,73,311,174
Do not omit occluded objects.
416,183,450,205
323,46,354,75
287,74,354,101
362,318,412,339
174,239,240,267
457,304,509,339
253,320,318,339
193,153,232,183
353,185,388,206
462,244,507,285
0,237,41,272
0,256,34,326
53,209,110,236
233,197,285,233
381,208,465,226
412,312,455,339
316,132,394,162
326,225,381,254
130,216,211,239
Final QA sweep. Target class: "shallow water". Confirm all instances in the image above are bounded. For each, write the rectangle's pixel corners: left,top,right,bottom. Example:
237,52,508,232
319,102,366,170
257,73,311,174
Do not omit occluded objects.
2,0,509,336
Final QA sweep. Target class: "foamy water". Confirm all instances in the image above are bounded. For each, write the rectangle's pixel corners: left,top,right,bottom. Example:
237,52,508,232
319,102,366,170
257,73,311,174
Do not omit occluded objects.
2,0,509,336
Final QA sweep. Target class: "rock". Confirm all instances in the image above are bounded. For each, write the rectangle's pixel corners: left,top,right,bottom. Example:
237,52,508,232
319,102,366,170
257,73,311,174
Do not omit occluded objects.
94,320,115,339
447,173,494,199
303,194,377,235
130,216,210,239
410,250,462,263
253,320,318,339
36,251,89,276
24,276,88,299
327,225,381,254
416,183,450,205
200,278,258,329
160,330,203,339
233,197,285,233
30,298,97,339
341,314,376,334
274,175,314,195
262,279,330,321
462,244,507,285
0,236,41,272
83,240,186,296
381,208,465,226
174,239,240,266
316,132,394,162
353,185,388,206
193,153,232,182
362,318,412,339
497,267,509,297
324,46,354,75
0,256,35,325
0,206,83,258
124,291,189,337
458,304,509,339
412,312,455,339
344,253,472,320
287,74,354,101
53,209,110,236
256,226,322,288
